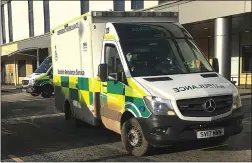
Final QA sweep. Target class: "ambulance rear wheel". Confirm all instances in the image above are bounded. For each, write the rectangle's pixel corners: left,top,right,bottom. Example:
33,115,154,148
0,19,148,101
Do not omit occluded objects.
121,117,149,156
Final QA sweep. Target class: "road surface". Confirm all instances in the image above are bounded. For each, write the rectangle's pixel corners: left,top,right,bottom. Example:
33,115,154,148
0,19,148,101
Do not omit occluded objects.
1,90,251,162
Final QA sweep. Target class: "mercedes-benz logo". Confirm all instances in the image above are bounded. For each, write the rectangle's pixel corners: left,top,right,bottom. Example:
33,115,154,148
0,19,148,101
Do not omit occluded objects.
203,99,216,112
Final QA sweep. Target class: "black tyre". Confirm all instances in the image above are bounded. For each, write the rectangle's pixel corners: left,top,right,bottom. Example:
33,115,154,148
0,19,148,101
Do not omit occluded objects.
121,117,150,156
64,101,72,120
41,85,53,98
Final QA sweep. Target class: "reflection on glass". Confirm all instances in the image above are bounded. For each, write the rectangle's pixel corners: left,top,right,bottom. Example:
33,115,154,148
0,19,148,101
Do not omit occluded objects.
114,23,213,77
34,56,52,73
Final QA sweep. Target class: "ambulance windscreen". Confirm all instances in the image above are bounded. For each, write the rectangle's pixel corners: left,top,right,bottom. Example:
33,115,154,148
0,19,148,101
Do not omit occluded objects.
113,22,192,39
34,56,52,73
113,23,213,77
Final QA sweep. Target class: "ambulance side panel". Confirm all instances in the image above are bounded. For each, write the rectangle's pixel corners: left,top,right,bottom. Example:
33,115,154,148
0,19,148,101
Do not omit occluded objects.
52,16,98,125
73,17,99,125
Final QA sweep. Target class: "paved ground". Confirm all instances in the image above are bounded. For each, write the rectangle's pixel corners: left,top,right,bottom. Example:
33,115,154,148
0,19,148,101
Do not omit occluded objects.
1,91,251,162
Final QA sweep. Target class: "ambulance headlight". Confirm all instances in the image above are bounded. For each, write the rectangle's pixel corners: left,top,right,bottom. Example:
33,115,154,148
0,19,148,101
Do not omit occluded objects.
29,79,36,86
233,90,242,109
144,96,176,116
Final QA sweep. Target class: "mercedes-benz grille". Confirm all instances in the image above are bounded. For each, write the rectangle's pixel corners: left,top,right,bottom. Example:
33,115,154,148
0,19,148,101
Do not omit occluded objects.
176,95,233,117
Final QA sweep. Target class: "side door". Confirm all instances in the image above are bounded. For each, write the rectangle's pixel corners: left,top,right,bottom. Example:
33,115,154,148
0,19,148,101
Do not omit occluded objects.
100,42,127,132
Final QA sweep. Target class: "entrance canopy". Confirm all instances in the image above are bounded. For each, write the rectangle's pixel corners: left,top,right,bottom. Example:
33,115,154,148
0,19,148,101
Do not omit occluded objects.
0,33,50,57
1,34,51,86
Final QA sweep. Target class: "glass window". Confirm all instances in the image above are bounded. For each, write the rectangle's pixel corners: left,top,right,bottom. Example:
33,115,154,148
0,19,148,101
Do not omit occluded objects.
114,0,124,11
113,22,213,77
34,56,52,73
1,5,6,44
48,68,53,75
28,0,34,37
105,44,123,75
119,38,213,77
131,0,143,10
158,0,168,4
18,60,26,77
43,0,50,33
113,22,192,40
242,45,252,73
80,0,89,14
32,60,37,72
104,44,127,83
7,1,13,42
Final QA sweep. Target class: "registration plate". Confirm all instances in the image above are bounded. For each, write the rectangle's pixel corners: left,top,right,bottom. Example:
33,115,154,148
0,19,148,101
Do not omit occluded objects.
196,128,224,139
22,89,26,92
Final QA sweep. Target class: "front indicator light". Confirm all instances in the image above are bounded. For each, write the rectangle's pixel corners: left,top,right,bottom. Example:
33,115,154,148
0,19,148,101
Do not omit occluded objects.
168,111,176,116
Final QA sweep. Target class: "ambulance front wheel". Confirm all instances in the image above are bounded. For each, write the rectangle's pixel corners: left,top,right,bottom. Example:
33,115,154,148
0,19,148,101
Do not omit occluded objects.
121,117,150,156
41,85,53,98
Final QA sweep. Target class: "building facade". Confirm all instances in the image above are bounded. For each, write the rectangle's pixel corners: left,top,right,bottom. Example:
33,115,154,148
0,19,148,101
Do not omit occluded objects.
0,0,251,87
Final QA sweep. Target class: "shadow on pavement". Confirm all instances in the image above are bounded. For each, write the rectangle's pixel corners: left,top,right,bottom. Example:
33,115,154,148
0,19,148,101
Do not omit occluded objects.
1,116,122,160
2,114,251,161
1,97,56,119
146,128,251,156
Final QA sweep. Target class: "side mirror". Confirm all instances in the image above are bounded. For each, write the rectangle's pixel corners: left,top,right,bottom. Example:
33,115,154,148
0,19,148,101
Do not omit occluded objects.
98,64,108,82
212,58,219,73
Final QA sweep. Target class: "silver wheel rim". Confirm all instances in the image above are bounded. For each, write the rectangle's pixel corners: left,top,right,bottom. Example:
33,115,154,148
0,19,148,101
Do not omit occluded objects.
127,127,142,147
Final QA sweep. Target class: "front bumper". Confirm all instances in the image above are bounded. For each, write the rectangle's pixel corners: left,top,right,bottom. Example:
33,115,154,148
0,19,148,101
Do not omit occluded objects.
137,109,244,147
22,85,41,94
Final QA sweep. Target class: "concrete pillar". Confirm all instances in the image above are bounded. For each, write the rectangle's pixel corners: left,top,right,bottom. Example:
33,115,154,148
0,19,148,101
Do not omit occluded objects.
214,17,232,80
14,55,17,86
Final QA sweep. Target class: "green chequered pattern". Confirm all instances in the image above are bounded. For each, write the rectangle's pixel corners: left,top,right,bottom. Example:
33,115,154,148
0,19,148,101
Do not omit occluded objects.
55,76,94,105
54,75,152,118
35,74,53,86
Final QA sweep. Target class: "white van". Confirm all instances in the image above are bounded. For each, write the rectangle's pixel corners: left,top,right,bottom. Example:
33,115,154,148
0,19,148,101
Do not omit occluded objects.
51,11,243,156
22,55,54,98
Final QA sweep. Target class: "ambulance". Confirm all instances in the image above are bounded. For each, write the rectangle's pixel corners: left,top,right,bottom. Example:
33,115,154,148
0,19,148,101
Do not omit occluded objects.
50,11,243,156
22,55,54,98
